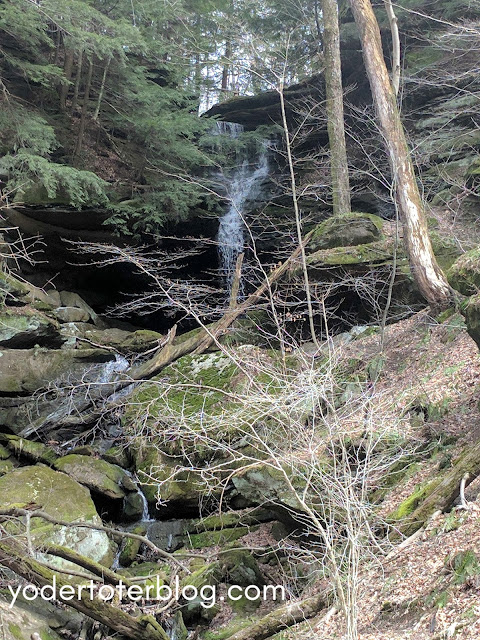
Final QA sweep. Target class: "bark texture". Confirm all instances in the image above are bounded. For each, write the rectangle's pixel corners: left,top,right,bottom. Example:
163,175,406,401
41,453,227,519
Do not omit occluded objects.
349,0,452,306
321,0,351,216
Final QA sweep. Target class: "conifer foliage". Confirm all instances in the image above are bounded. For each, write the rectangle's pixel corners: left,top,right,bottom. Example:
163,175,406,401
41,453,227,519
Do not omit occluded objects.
0,0,215,231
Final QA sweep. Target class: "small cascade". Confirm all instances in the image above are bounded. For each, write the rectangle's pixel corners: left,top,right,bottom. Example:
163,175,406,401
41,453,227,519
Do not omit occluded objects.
215,120,244,138
97,354,129,385
42,354,132,434
216,122,270,292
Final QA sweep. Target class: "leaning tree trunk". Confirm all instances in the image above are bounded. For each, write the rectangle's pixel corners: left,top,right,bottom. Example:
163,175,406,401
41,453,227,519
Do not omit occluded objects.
321,0,351,216
349,0,452,307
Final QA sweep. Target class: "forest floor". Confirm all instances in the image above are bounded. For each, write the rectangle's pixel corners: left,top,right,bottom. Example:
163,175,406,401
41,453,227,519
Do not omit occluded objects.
276,308,480,640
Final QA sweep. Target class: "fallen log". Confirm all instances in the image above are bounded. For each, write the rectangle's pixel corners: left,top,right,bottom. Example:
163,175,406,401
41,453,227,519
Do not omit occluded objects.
391,440,480,538
228,588,331,640
0,537,169,640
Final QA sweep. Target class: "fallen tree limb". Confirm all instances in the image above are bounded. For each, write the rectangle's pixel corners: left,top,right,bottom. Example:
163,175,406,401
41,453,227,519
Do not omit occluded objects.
392,441,480,538
130,236,310,378
42,544,134,587
228,588,331,640
0,537,169,640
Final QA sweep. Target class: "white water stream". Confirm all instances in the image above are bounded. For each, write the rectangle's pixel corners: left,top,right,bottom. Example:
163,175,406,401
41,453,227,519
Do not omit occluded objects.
217,122,269,291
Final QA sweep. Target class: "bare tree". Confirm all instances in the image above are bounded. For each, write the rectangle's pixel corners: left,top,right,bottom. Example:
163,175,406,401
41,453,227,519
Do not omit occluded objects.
321,0,351,215
348,0,453,307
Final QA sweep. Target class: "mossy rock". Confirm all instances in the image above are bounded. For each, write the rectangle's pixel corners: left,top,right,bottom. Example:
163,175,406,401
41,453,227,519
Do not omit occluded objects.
187,526,251,549
187,508,274,533
231,465,304,519
0,348,114,396
0,444,10,460
118,561,169,585
0,465,114,567
135,447,213,516
54,454,137,500
448,248,480,295
0,434,58,465
220,546,265,587
0,309,60,348
305,237,397,271
0,596,64,640
180,562,224,623
119,523,147,567
430,230,462,272
103,445,131,468
460,293,480,350
308,212,384,252
0,458,17,476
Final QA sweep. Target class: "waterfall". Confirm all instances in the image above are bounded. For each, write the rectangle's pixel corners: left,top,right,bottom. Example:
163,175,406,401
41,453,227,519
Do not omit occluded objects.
217,122,269,291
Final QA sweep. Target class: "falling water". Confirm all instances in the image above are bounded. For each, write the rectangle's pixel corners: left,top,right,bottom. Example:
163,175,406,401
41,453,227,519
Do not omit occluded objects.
217,122,269,291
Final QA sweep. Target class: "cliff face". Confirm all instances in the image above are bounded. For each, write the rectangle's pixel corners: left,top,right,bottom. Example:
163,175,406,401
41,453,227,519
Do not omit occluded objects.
206,0,480,221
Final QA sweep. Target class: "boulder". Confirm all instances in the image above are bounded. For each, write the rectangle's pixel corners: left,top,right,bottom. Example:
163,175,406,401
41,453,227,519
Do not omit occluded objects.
118,523,147,566
54,454,140,516
134,447,212,517
461,293,480,349
0,309,61,348
59,290,101,325
0,465,114,566
60,323,165,353
448,247,480,295
0,348,115,395
0,595,65,640
0,433,58,465
54,306,91,323
308,212,384,252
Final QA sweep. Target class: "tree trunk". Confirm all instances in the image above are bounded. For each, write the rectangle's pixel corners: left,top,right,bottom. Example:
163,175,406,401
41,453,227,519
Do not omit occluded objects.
321,0,351,216
0,538,169,640
384,0,401,96
392,440,480,538
93,57,110,120
59,48,74,112
71,48,84,112
74,58,93,158
348,0,452,307
221,38,232,96
228,590,330,640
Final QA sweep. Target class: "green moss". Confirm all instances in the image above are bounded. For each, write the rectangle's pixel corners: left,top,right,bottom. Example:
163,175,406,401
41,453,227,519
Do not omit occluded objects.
389,479,441,521
8,623,24,640
0,434,58,465
447,550,480,585
0,465,113,566
202,619,253,640
54,454,135,500
306,238,398,269
0,444,10,460
119,524,147,567
309,212,384,253
0,459,16,476
436,308,456,323
187,526,251,549
448,248,480,295
187,508,272,532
